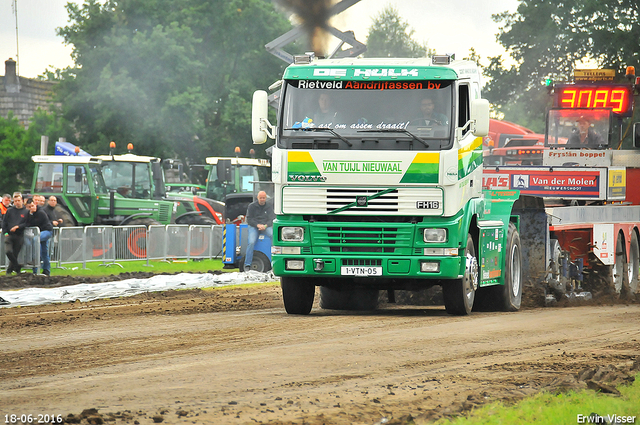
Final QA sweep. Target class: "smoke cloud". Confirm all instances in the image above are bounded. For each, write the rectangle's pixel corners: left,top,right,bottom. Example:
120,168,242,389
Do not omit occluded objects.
276,0,337,57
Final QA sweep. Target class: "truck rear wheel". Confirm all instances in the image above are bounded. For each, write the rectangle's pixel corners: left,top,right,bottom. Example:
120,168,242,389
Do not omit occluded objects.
319,285,379,311
625,231,639,295
606,232,626,295
281,276,315,315
443,233,477,315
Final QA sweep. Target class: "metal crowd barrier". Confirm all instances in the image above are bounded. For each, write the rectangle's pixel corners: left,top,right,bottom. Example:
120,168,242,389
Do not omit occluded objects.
0,227,41,273
2,225,225,272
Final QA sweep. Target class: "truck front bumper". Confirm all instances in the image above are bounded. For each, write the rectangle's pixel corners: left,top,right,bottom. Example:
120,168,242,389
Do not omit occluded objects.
271,254,463,280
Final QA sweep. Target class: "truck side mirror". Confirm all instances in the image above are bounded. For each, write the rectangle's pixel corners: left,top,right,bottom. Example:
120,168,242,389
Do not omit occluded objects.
217,159,232,183
470,99,490,137
252,90,274,144
634,122,640,148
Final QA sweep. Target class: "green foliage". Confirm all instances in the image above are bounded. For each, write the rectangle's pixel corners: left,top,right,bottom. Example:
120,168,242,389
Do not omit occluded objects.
0,109,75,193
55,0,292,163
364,6,431,58
485,0,640,131
438,373,640,424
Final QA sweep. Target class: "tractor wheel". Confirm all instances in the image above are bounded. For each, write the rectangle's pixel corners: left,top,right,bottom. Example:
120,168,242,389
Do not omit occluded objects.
53,206,76,227
281,276,315,315
125,218,161,258
624,231,639,295
443,233,477,315
245,251,272,273
176,214,217,226
319,285,379,311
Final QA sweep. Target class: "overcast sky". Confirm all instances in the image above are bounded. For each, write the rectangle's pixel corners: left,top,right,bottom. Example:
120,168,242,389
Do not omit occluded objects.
1,0,519,79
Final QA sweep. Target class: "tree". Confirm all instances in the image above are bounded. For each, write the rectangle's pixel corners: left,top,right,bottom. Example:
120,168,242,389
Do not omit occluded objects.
485,0,640,132
364,6,431,58
55,0,292,164
0,109,73,193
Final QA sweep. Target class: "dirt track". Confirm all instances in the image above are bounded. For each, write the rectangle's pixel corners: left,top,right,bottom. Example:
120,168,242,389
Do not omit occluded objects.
1,278,639,425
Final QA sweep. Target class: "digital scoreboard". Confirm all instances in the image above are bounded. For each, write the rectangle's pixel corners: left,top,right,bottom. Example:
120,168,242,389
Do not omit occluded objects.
554,84,634,116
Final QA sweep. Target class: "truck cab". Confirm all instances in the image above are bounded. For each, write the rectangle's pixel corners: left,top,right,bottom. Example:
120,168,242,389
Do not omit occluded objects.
252,54,522,315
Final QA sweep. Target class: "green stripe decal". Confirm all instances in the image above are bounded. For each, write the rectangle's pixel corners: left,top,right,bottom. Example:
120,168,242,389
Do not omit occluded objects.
288,151,321,179
400,152,439,183
458,138,483,179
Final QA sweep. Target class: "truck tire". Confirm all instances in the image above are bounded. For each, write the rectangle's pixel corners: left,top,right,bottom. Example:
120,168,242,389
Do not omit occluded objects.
245,251,272,273
606,232,626,295
625,231,639,295
473,223,522,312
319,285,379,311
281,276,315,315
443,233,477,315
498,223,522,311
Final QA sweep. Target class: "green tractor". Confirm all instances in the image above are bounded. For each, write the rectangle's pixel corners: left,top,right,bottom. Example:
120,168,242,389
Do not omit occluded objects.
95,143,224,225
31,155,173,227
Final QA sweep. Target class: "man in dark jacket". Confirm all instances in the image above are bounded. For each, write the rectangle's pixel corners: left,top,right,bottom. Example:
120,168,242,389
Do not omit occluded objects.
44,195,65,227
2,192,28,274
26,198,54,275
243,191,275,271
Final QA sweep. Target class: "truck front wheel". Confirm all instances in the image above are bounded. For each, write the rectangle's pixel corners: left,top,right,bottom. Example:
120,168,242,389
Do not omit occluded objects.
498,223,522,311
443,234,477,315
281,276,315,315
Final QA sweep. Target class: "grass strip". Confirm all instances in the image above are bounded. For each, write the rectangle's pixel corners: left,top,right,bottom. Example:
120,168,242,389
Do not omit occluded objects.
437,373,640,424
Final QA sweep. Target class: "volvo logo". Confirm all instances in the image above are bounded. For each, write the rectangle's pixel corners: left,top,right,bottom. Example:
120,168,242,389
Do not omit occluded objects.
356,196,368,207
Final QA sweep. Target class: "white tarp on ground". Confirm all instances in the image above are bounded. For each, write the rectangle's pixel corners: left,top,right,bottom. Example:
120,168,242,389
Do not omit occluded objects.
0,271,277,308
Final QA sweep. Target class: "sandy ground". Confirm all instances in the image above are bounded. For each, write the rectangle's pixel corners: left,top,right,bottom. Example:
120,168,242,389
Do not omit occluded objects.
1,276,639,425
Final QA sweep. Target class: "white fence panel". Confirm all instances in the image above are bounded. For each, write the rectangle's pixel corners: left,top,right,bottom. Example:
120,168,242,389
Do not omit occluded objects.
83,226,115,267
114,225,148,262
165,225,190,259
147,225,167,261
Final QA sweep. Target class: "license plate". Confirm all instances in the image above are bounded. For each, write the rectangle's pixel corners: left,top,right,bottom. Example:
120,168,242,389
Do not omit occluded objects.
340,266,382,276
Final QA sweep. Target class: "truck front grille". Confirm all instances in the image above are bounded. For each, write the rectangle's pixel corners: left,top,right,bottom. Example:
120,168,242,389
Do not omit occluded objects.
311,224,413,255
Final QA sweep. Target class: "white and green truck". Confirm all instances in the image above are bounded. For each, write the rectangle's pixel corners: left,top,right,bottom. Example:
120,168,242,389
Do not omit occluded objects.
252,55,522,315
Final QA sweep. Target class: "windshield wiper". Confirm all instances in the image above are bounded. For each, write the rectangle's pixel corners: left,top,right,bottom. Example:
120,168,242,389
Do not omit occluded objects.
358,129,429,148
284,127,352,147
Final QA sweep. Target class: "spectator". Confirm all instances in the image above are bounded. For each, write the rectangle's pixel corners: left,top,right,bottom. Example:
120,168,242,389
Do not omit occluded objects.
34,194,46,207
44,196,65,227
243,191,275,272
0,193,11,226
26,198,53,276
2,192,28,275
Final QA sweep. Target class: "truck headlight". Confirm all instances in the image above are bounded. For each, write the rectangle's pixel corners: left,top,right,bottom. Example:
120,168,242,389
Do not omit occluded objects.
423,228,447,243
281,227,304,242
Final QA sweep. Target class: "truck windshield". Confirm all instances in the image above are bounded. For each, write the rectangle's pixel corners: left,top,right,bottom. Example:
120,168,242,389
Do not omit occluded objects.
280,80,453,150
101,161,152,199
